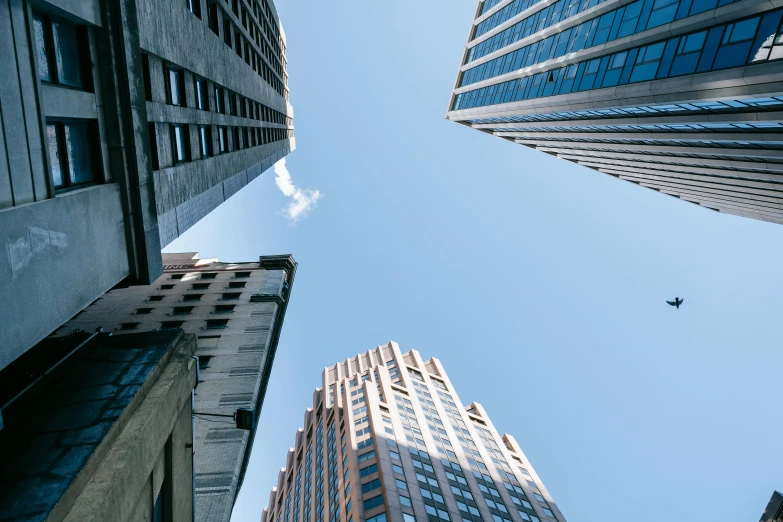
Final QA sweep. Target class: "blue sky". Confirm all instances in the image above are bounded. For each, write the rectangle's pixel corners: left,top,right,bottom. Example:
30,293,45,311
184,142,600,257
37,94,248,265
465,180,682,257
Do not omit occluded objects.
165,1,783,521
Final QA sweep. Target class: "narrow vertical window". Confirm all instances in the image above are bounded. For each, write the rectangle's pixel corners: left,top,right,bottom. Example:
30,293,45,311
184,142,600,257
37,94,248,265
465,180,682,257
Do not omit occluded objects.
141,54,153,101
208,3,219,35
215,86,224,113
195,78,208,110
170,124,189,163
148,122,159,170
199,125,212,157
218,126,227,153
167,66,184,106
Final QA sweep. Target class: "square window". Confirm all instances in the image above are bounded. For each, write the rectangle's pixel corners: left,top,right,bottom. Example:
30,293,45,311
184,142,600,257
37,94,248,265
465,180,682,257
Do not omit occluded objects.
171,274,185,280
215,304,235,314
120,322,139,330
192,283,210,290
34,13,88,88
400,496,412,507
234,271,251,278
201,273,217,280
136,308,153,314
222,292,241,300
206,319,229,329
228,281,246,288
149,295,164,302
161,320,183,329
183,294,202,302
403,514,415,522
160,284,174,290
173,306,194,315
47,121,97,189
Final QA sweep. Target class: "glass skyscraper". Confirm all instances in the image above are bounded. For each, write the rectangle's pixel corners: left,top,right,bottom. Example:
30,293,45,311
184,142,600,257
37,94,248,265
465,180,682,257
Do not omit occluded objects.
448,0,783,224
262,342,566,522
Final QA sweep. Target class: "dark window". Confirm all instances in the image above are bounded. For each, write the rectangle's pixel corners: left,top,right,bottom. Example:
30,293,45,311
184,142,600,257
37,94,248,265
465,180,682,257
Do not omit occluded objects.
170,124,190,163
141,54,153,101
171,274,185,279
223,19,231,46
235,32,242,56
232,127,240,150
137,308,153,314
240,97,247,118
218,126,227,153
161,320,184,329
228,281,245,288
199,125,213,158
186,0,201,18
192,283,210,290
214,304,235,314
183,294,203,302
160,284,175,290
148,122,159,170
230,93,238,116
201,273,217,280
173,306,194,315
215,87,225,113
33,12,89,89
234,271,250,278
166,66,185,106
47,121,98,190
120,322,139,330
208,3,220,35
222,292,241,300
195,78,208,110
206,319,229,329
149,296,165,301
198,355,213,369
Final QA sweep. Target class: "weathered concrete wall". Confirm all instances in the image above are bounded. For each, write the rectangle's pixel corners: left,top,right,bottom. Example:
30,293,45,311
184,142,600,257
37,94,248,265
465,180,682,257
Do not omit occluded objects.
0,184,130,371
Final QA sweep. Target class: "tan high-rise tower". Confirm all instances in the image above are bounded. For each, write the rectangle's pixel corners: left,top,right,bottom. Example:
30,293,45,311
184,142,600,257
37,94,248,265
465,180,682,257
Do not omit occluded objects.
262,342,566,522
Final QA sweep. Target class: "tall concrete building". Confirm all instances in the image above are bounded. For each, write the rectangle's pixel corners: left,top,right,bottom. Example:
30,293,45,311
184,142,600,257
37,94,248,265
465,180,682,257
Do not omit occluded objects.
447,0,783,224
46,252,297,522
262,342,566,522
0,0,294,371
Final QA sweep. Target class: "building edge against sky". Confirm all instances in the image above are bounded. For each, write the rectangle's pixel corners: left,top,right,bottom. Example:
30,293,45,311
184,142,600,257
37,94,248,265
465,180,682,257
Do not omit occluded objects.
0,0,294,373
446,0,783,225
262,342,565,522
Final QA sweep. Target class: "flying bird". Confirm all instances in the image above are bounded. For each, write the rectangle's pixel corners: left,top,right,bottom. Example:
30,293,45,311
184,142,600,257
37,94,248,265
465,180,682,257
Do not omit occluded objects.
666,297,684,309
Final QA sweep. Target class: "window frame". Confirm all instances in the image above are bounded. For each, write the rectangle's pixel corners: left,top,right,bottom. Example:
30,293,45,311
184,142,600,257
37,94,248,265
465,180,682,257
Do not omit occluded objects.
46,119,100,191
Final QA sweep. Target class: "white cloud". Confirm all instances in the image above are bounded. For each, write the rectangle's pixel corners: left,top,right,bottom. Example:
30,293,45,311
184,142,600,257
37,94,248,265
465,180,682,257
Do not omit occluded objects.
273,158,322,223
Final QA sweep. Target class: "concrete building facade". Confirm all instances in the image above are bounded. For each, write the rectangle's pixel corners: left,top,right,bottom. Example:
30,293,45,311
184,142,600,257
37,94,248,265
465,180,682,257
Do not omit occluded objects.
0,330,198,522
262,342,566,522
447,0,783,224
0,0,294,372
49,252,297,522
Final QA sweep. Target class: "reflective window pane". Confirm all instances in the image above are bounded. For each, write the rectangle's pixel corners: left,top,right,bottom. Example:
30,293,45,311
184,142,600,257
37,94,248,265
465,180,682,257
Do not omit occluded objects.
64,123,93,185
47,124,63,187
34,15,51,82
53,21,83,88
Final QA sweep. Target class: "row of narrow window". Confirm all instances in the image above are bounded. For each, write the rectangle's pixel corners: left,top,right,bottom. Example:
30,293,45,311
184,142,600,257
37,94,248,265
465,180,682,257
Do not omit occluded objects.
145,58,290,125
150,122,292,170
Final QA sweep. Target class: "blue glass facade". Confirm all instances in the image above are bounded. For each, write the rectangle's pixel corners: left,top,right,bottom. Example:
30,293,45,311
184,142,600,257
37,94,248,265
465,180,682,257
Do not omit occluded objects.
450,0,783,224
455,9,783,109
